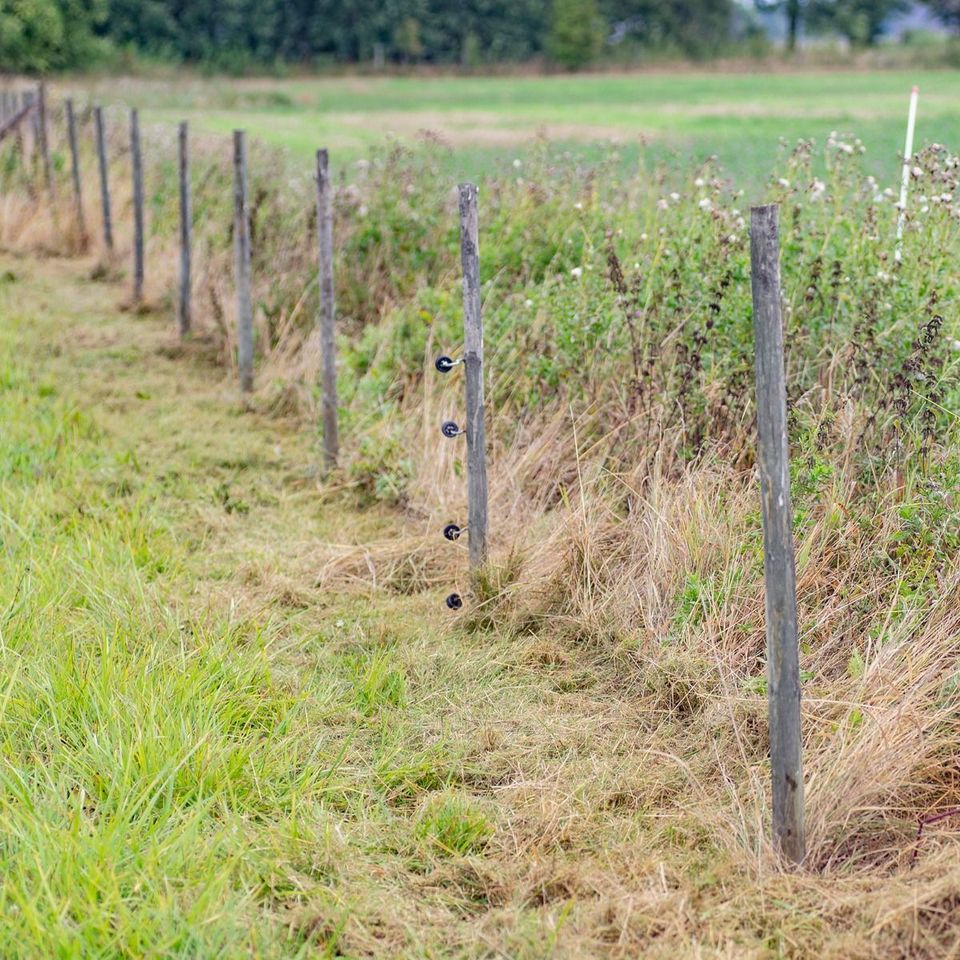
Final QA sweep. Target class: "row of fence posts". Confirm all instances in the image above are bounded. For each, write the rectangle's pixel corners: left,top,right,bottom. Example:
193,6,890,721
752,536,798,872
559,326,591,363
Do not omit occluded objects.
0,84,803,866
0,87,341,462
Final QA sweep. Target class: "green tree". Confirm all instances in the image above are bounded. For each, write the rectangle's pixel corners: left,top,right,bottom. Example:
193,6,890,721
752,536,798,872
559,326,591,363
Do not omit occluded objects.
922,0,960,32
0,0,63,71
0,0,107,71
393,16,424,62
755,0,805,51
809,0,909,45
603,0,734,59
548,0,605,69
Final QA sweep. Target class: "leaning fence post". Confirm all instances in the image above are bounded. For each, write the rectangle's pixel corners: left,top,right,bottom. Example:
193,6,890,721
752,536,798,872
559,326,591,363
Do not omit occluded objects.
458,183,489,572
65,99,87,249
130,108,144,305
750,204,805,865
93,107,113,252
315,148,338,468
37,83,54,200
178,121,191,337
233,130,253,393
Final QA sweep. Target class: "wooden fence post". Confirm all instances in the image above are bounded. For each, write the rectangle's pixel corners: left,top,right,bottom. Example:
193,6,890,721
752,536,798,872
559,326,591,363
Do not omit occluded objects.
233,130,253,393
22,90,35,162
458,183,489,572
65,99,87,248
178,121,191,337
315,148,338,468
750,203,805,865
37,83,54,200
130,108,144,305
93,106,113,252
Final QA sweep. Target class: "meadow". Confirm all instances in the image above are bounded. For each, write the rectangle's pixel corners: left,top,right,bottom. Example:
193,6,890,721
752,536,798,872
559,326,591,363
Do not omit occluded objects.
0,68,959,957
67,67,960,184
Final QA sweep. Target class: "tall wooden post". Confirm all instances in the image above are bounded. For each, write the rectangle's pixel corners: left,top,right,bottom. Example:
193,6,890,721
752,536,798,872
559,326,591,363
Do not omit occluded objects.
315,148,338,469
93,107,113,252
178,121,191,337
36,83,54,200
233,130,253,393
65,99,87,248
750,204,805,865
458,183,488,571
130,108,144,304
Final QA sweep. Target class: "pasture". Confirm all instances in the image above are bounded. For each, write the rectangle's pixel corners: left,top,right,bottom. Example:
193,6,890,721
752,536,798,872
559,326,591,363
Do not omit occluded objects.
71,68,960,183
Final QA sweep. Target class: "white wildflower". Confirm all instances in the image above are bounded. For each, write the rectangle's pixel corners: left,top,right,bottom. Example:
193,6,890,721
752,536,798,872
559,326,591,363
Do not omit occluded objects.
570,267,582,278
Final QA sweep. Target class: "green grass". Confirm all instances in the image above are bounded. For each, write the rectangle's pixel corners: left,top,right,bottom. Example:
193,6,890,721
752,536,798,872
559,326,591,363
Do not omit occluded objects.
69,68,960,185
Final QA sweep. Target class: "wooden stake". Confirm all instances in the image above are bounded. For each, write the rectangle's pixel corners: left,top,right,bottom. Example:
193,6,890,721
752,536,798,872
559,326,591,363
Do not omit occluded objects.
178,121,191,337
37,83,54,200
233,130,253,393
65,99,87,248
130,108,144,305
93,107,113,251
22,90,36,162
315,148,338,469
458,183,488,571
750,204,805,865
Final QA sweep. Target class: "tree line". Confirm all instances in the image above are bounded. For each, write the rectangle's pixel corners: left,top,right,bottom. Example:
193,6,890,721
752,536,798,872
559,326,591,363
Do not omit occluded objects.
0,0,955,73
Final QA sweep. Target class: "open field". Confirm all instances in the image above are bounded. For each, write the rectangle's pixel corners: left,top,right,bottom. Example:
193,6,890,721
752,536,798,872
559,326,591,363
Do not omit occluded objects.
66,68,960,185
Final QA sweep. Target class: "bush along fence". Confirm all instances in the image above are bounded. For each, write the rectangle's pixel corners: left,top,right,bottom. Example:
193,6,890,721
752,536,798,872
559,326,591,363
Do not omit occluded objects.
0,84,958,869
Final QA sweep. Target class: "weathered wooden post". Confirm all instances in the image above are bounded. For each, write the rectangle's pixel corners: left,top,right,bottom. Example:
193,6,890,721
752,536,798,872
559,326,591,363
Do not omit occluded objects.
130,108,144,305
22,90,36,162
93,106,113,251
233,130,253,393
315,148,338,468
65,99,87,248
750,203,805,865
458,183,489,571
36,83,54,200
178,121,191,337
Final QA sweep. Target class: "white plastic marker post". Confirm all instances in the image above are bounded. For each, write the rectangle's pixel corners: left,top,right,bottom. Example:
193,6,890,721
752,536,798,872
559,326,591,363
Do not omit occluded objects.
895,85,919,263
